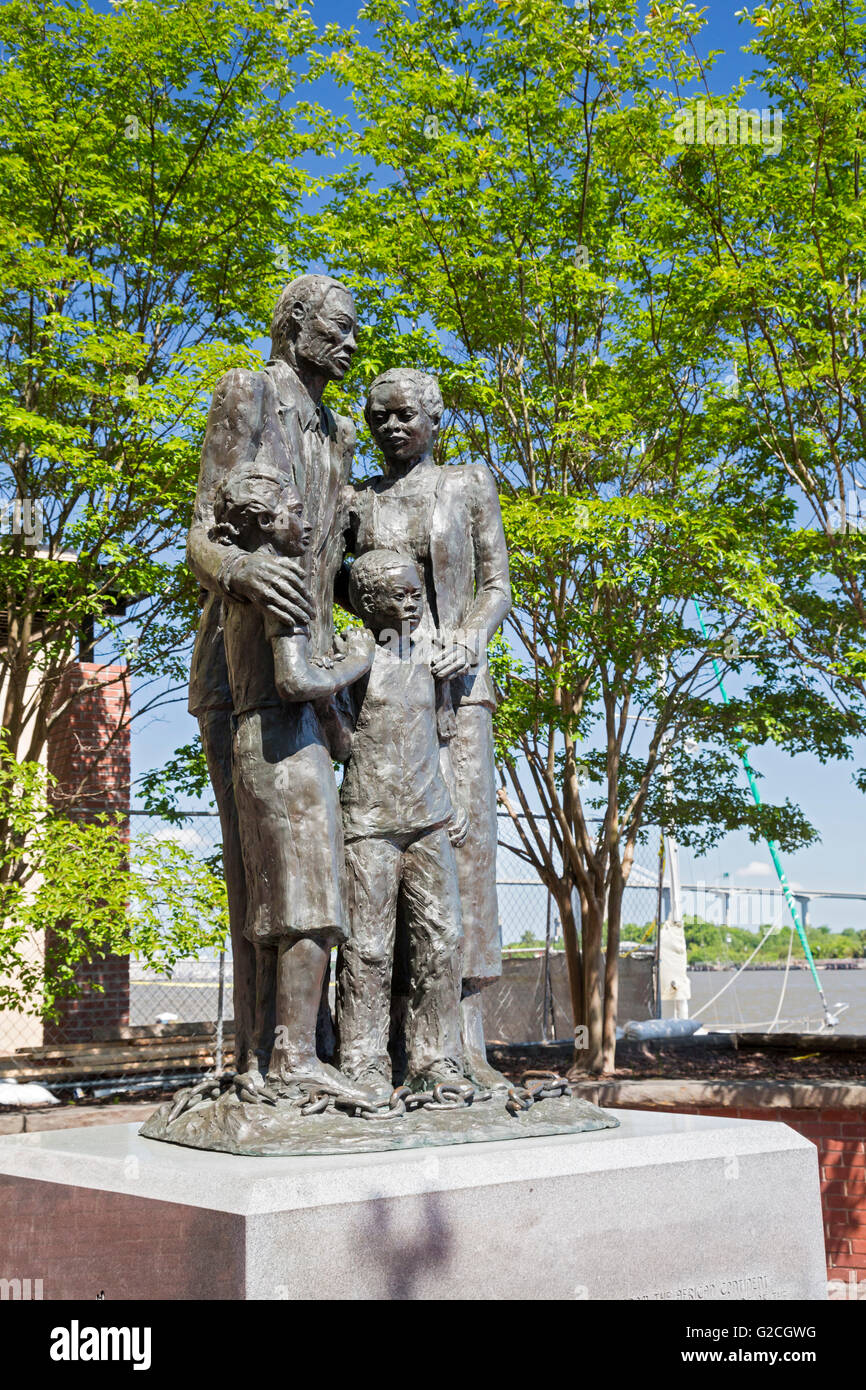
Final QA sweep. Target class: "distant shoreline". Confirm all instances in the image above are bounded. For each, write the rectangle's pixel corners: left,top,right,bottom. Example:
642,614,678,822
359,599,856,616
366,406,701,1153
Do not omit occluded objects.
689,959,866,972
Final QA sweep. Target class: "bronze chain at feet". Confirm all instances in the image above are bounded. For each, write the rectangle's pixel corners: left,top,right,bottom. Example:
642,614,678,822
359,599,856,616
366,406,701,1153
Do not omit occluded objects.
163,1063,572,1128
504,1070,572,1116
165,1069,278,1123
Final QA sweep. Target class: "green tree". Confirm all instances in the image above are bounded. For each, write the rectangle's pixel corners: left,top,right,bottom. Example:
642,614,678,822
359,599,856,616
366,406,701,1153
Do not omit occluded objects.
639,0,866,777
313,0,859,1072
683,914,864,964
0,0,334,786
0,0,340,1006
0,738,228,1019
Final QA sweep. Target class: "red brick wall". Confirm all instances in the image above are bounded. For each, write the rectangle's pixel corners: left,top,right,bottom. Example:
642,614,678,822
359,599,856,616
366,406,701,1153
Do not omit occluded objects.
612,1099,866,1296
46,662,130,819
44,662,131,1044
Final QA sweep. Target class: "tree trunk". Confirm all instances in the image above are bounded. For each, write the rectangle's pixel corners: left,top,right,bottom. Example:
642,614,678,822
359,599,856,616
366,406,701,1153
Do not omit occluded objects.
556,886,584,1044
602,868,624,1073
580,887,605,1074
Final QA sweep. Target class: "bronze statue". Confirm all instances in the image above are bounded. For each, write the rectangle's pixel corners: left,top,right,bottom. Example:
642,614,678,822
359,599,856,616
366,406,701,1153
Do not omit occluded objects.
343,368,512,1087
142,284,616,1155
334,549,467,1101
187,274,359,1083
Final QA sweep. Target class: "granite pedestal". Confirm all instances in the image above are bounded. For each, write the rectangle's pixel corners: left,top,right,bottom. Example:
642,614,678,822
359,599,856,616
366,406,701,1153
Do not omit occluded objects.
0,1110,826,1300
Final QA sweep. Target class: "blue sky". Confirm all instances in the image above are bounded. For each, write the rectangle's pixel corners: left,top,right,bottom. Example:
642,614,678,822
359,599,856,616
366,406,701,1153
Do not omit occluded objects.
128,1,866,930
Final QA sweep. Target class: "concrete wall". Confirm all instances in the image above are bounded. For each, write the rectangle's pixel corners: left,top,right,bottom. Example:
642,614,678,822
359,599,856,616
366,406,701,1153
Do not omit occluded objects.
574,1079,866,1297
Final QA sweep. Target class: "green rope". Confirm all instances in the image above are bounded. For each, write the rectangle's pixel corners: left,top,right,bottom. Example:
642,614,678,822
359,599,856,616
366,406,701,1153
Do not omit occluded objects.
692,600,835,1025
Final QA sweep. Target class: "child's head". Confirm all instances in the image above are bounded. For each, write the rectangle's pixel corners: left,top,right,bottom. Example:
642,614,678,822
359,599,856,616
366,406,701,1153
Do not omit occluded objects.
348,549,423,635
212,455,309,557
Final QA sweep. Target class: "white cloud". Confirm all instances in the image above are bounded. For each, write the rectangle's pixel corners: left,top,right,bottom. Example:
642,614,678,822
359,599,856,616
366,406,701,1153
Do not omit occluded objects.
737,860,772,877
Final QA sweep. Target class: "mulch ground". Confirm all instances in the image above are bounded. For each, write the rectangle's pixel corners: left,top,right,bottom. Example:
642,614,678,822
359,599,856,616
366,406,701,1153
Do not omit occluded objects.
488,1041,866,1084
4,1039,865,1115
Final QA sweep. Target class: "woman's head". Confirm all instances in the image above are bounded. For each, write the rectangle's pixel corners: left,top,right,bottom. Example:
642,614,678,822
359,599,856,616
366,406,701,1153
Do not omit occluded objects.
212,456,309,557
364,369,443,468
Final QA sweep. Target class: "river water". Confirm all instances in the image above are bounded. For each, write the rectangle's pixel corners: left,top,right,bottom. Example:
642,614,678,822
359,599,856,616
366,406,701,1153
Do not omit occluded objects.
131,959,866,1036
688,967,866,1034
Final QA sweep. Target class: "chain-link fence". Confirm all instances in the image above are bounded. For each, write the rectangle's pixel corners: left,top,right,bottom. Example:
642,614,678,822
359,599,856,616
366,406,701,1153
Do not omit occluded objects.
123,809,661,1031
0,808,663,1094
488,813,660,1042
495,811,662,951
128,812,226,1030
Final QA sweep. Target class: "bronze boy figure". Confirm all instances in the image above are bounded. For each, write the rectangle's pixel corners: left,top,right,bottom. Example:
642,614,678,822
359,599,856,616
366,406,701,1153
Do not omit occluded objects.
334,550,467,1101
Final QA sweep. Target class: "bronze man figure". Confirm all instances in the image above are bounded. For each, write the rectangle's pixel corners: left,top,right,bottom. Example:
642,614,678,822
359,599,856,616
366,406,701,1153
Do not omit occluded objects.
187,274,360,1084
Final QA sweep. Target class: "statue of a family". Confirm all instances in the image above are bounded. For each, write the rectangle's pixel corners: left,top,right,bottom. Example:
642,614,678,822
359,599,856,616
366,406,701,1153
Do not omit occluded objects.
142,275,615,1155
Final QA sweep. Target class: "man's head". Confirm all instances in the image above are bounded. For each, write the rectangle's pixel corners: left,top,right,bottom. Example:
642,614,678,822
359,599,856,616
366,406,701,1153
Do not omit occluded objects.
364,368,443,467
348,548,423,636
270,275,357,382
213,454,309,558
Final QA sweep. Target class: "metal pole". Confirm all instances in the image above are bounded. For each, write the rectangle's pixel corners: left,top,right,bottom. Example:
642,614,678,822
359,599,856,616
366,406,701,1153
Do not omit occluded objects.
541,818,555,1043
548,917,558,1042
541,897,552,1043
654,832,665,1018
666,833,688,1019
215,949,226,1076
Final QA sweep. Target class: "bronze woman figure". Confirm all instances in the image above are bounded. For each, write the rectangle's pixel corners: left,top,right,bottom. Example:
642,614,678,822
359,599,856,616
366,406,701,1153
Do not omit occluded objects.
340,368,512,1086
